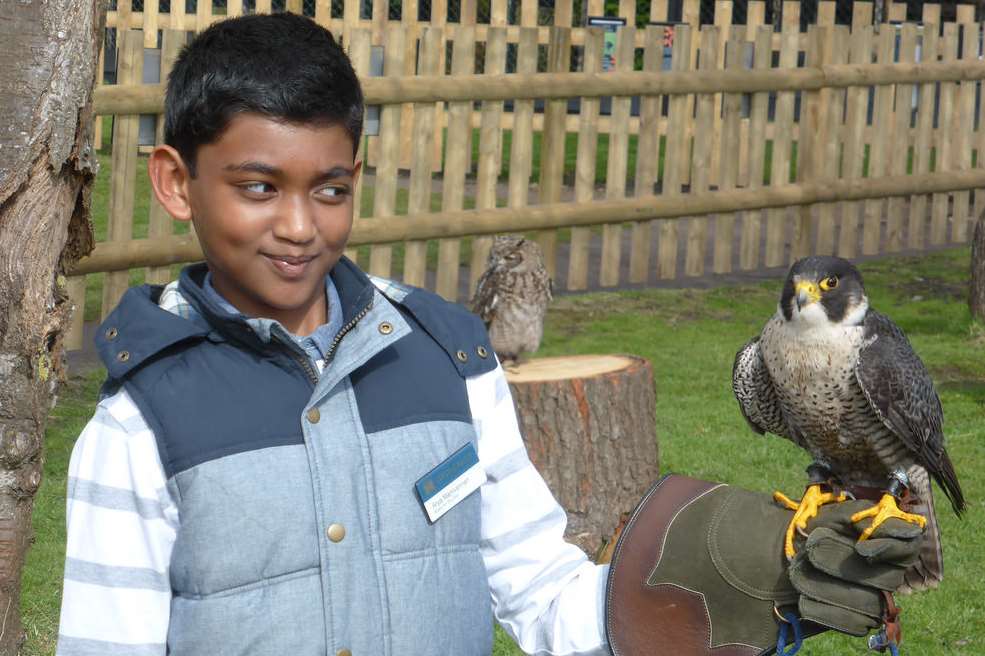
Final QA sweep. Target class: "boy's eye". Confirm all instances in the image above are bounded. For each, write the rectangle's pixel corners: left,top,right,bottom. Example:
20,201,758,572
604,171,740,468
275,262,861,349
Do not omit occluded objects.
317,185,350,200
240,182,274,195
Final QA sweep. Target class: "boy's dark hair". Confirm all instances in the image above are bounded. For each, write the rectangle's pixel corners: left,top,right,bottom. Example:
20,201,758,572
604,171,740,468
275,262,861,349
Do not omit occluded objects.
164,13,363,176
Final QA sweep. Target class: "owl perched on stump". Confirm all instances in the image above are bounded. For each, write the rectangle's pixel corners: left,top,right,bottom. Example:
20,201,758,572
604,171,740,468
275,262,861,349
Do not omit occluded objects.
470,235,552,367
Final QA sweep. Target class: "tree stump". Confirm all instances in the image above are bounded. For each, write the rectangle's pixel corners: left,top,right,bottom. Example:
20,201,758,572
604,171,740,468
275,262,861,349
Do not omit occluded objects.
971,212,985,322
506,355,658,557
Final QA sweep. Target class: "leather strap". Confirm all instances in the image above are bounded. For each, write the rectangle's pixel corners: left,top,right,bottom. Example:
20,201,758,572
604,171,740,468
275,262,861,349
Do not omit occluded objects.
605,475,762,656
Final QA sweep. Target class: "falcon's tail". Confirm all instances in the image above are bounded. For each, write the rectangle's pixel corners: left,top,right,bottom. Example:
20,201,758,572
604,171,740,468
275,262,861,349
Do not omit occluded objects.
898,465,944,594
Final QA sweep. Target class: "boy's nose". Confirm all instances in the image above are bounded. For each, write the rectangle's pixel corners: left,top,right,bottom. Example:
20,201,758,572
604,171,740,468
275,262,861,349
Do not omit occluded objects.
272,196,317,243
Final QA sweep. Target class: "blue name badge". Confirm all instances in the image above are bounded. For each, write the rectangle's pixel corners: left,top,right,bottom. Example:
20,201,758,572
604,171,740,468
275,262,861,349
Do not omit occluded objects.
415,442,487,524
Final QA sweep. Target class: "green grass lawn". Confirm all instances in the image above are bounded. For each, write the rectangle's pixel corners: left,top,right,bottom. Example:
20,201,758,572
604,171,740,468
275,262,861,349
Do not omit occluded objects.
25,247,984,654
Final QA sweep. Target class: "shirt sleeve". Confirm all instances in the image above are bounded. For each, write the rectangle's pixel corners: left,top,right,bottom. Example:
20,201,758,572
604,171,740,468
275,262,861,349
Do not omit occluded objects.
56,388,178,656
468,364,609,656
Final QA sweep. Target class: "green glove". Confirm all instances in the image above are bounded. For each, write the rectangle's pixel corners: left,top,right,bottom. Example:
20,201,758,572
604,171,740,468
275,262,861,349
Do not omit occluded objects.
605,475,924,656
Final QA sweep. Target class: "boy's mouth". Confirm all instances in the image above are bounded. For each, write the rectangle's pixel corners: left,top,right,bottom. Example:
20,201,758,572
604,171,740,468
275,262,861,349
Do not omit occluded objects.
264,253,316,278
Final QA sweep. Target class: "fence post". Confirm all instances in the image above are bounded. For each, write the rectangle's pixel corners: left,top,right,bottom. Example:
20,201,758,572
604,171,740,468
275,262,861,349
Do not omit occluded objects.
764,23,798,267
468,25,508,295
536,26,571,280
951,18,977,243
345,28,372,265
814,25,847,257
886,23,918,252
101,29,143,321
369,24,405,278
861,28,895,256
930,24,959,246
908,23,938,250
657,23,692,280
629,25,665,285
436,24,477,301
714,31,744,274
600,26,636,287
685,26,717,277
568,27,604,291
791,24,829,262
740,24,773,270
146,29,184,286
403,27,442,288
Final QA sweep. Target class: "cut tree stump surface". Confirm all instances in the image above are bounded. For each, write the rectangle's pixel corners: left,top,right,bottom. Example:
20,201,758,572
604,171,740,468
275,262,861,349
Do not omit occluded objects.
505,354,658,557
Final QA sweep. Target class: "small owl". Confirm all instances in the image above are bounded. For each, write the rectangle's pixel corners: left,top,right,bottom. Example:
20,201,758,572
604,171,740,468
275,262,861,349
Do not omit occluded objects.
470,235,552,367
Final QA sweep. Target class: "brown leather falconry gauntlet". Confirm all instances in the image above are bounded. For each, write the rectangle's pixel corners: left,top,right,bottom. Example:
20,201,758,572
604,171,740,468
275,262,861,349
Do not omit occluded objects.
605,475,924,656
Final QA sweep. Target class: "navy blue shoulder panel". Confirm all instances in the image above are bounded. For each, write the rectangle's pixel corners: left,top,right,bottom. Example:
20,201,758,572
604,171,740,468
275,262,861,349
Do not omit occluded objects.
122,342,310,479
95,285,210,377
351,303,473,435
397,287,497,378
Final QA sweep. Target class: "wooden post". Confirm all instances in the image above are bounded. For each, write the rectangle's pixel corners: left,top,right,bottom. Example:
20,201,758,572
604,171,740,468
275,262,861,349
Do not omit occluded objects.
765,24,798,267
813,26,846,257
537,26,571,280
886,23,917,252
567,28,603,291
369,24,405,278
435,25,476,301
861,28,895,256
791,25,825,262
468,26,508,294
685,27,717,277
930,24,959,246
715,32,744,274
629,25,664,284
506,355,658,556
740,25,773,270
839,18,869,270
347,27,372,264
657,24,692,279
600,26,635,287
403,27,442,288
146,29,183,285
909,18,939,249
102,29,143,321
951,20,977,243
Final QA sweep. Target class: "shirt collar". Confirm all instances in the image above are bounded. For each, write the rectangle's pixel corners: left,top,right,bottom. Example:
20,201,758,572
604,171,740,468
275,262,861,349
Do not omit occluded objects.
201,272,343,362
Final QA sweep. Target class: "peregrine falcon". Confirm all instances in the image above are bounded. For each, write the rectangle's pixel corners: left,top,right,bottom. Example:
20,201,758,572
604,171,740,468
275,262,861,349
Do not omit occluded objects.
732,256,964,592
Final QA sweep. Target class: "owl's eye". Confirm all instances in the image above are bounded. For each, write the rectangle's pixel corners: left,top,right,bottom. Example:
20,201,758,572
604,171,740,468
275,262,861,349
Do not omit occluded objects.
819,276,839,291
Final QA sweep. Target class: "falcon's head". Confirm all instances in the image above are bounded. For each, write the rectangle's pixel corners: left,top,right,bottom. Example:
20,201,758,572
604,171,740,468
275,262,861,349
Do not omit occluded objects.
779,256,868,327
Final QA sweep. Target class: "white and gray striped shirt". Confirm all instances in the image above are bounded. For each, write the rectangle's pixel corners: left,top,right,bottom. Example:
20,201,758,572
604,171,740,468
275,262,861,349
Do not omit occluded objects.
57,286,608,656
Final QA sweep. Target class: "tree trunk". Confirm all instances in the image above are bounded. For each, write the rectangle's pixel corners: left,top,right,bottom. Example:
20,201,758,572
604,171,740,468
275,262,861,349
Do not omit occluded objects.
0,1,103,651
972,213,985,322
506,355,659,557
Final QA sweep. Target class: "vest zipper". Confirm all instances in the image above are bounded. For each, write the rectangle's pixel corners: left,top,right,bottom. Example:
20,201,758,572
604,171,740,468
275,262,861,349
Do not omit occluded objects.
325,299,373,362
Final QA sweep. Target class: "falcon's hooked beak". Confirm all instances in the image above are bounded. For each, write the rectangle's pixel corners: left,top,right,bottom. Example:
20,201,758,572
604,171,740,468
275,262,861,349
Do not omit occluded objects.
794,280,821,311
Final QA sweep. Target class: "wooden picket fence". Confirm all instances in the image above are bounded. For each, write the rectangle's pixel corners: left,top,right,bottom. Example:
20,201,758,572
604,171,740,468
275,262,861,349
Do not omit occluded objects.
66,10,985,350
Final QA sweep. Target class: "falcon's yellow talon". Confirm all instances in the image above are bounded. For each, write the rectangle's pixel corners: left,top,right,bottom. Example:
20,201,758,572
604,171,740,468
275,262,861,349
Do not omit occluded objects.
851,493,927,542
776,484,848,559
773,490,800,511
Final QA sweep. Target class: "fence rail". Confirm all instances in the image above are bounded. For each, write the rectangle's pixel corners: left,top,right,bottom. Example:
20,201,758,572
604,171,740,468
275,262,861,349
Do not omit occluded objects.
66,14,985,349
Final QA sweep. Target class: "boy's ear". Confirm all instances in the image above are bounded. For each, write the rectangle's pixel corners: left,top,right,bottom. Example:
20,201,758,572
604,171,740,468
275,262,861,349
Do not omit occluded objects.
148,145,194,222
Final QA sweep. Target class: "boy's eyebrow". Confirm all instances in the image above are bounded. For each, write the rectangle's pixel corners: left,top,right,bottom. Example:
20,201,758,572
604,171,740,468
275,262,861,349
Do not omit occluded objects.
224,161,356,181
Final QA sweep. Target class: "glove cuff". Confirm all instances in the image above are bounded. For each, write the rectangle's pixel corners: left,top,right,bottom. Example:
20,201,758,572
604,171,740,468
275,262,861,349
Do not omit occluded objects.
605,475,767,656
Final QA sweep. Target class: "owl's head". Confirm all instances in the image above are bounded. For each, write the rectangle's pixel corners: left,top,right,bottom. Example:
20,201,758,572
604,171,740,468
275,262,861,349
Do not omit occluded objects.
487,235,545,274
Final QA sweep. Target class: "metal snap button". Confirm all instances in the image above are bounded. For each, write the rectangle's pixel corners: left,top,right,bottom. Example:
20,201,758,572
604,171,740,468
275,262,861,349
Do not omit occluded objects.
456,350,468,362
378,321,393,335
476,345,488,358
326,523,346,543
105,327,118,340
116,350,130,363
306,407,321,424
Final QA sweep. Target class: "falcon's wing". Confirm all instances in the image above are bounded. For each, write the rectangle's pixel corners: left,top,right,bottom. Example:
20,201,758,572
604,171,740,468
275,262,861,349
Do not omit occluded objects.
470,267,499,326
855,311,964,514
732,337,796,441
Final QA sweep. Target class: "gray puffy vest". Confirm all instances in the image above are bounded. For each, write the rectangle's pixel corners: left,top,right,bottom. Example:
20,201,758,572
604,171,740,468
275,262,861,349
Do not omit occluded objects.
96,260,498,655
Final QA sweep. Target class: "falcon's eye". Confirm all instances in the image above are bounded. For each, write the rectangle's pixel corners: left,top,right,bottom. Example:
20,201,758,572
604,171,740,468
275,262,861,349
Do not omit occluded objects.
819,276,839,291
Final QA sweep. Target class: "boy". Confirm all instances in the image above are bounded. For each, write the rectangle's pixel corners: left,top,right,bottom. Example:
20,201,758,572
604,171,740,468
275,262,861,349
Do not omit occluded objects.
58,13,923,656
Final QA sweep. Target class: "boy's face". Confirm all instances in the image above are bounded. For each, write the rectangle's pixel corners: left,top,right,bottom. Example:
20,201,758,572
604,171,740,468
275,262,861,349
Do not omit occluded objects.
179,113,359,335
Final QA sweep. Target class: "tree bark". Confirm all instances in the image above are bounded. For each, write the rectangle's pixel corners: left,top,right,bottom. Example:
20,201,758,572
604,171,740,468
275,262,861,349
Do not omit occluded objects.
0,1,102,651
972,213,985,322
506,355,659,557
